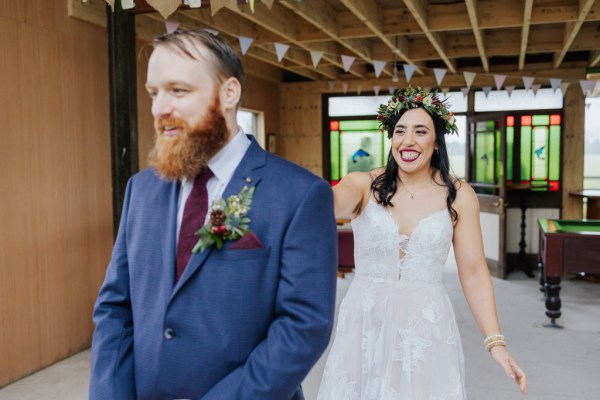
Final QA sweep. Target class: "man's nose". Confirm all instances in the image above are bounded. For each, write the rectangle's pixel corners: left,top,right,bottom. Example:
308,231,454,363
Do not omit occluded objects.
151,92,173,118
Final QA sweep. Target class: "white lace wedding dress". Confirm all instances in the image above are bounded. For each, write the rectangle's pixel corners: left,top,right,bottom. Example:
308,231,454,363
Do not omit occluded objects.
318,200,466,400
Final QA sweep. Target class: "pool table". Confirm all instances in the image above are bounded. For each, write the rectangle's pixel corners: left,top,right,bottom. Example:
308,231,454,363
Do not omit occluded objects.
537,219,600,325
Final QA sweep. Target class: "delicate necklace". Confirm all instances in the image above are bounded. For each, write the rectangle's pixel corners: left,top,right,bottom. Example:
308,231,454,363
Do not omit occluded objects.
401,181,431,200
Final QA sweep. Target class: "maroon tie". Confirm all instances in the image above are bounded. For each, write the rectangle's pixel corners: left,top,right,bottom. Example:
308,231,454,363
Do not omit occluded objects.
176,168,213,281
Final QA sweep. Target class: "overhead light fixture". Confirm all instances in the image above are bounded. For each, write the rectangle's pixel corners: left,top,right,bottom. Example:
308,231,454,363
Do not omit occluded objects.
392,63,399,83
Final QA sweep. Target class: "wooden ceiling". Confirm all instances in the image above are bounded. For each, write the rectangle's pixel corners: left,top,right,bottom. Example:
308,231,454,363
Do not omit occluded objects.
73,0,600,86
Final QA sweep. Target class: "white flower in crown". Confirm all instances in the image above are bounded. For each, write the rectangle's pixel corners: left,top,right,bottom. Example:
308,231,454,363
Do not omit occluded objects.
422,95,432,106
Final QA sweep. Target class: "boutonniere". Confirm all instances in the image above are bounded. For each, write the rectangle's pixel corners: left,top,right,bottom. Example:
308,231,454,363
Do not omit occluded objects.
192,186,255,253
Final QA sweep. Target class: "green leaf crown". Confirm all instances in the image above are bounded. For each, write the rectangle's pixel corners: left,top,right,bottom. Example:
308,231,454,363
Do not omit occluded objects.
376,86,458,135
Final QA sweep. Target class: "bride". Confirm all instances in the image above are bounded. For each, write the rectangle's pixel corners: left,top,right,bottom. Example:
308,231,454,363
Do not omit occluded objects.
317,87,527,399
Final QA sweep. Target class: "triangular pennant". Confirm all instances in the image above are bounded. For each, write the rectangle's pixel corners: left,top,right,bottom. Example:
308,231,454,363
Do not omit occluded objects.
505,85,515,98
522,76,534,91
494,74,506,90
121,0,135,9
262,0,274,9
403,64,417,83
327,81,335,90
341,55,355,72
238,36,253,55
388,86,396,94
204,28,219,36
249,0,255,13
356,85,362,95
274,43,289,62
342,82,349,94
463,72,476,89
482,86,492,98
579,79,597,96
106,0,115,10
373,85,381,96
433,68,447,86
550,78,561,93
586,103,592,109
560,82,570,96
441,87,449,95
184,0,201,7
165,20,180,34
461,87,469,98
211,0,237,15
309,50,324,68
147,0,180,19
531,83,541,96
372,60,386,78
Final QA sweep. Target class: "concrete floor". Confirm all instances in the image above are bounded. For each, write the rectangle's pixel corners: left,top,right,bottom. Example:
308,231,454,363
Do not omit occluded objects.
2,258,599,399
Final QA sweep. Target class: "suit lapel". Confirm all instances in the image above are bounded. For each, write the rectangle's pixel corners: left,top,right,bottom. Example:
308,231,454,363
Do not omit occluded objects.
171,137,267,296
161,180,180,289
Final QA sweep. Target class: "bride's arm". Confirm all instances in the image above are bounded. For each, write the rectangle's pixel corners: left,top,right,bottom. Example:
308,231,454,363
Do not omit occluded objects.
452,182,527,395
332,172,370,219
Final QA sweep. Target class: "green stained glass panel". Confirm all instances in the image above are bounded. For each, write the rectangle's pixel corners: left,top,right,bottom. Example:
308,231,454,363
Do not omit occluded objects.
339,131,383,176
520,126,532,181
532,115,550,126
330,130,340,180
339,120,380,130
507,127,514,181
475,131,495,183
495,130,502,184
549,126,561,181
532,126,548,181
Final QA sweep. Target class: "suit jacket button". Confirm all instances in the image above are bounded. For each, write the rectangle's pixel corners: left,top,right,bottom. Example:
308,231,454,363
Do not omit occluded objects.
164,328,175,340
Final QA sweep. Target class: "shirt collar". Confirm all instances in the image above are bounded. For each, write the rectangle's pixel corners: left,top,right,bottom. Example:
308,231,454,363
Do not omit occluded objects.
207,128,251,185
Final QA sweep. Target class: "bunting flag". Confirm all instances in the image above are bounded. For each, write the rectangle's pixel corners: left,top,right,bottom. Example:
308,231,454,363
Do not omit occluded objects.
238,36,253,55
372,60,386,78
505,85,515,98
184,0,202,7
388,86,396,94
403,64,417,83
274,43,289,62
342,82,349,94
550,78,561,93
262,0,274,9
586,102,592,109
463,72,476,89
356,85,362,95
106,0,115,10
531,84,541,96
310,50,324,68
461,87,469,98
341,55,355,72
373,85,381,96
494,74,506,90
249,0,255,12
560,81,570,96
327,81,335,90
204,28,219,36
147,0,180,18
482,86,492,98
522,76,534,91
121,0,135,9
579,79,597,96
165,20,180,33
441,87,449,95
211,0,237,15
433,68,447,86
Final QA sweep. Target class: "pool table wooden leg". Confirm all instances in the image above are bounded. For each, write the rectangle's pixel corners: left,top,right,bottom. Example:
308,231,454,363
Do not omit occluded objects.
544,275,562,325
538,258,546,293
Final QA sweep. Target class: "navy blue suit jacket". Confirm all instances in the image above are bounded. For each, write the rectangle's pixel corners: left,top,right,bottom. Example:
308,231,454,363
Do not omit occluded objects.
90,139,337,399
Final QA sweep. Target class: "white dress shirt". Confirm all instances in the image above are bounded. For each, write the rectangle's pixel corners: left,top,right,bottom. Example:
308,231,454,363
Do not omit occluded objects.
176,129,251,238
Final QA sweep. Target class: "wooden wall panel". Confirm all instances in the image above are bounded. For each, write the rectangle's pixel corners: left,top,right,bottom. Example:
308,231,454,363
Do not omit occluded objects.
0,0,113,387
562,85,585,219
241,75,281,137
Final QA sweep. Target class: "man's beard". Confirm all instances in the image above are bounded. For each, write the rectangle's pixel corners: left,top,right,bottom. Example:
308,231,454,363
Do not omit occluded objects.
148,95,229,181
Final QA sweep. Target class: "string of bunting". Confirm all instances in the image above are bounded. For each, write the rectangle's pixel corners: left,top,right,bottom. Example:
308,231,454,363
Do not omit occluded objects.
105,0,599,98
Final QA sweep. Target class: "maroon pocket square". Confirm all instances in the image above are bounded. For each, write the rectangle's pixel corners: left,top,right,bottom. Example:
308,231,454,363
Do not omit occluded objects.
229,232,263,250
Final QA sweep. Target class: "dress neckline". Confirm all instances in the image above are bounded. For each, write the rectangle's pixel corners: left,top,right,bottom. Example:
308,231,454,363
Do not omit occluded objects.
365,199,449,238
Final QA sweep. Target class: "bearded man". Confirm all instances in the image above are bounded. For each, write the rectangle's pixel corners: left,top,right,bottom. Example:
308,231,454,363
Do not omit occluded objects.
89,29,337,400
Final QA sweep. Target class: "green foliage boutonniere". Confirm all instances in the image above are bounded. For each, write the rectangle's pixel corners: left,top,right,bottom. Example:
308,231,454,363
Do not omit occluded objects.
192,186,255,253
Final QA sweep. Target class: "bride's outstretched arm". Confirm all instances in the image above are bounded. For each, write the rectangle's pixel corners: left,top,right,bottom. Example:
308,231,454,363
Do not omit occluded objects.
452,182,528,395
332,172,371,219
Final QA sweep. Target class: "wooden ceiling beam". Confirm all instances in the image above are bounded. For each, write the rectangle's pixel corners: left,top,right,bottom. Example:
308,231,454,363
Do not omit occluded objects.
278,0,374,78
554,0,596,68
402,0,456,73
518,0,534,70
591,51,600,67
464,0,489,72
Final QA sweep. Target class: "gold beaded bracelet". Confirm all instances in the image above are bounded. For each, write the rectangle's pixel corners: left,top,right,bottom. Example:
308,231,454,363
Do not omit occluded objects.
486,340,507,352
484,333,506,351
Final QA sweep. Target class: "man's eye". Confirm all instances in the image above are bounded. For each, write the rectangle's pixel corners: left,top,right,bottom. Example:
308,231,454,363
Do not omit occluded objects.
172,88,187,94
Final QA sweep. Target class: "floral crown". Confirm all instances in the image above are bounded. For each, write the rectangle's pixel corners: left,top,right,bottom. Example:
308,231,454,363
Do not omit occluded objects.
376,86,458,135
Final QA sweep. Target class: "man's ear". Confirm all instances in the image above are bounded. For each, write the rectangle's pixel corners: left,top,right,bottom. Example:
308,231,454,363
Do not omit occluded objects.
219,77,242,111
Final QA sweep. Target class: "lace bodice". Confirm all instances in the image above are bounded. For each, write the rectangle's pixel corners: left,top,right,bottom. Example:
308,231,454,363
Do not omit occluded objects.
351,200,454,284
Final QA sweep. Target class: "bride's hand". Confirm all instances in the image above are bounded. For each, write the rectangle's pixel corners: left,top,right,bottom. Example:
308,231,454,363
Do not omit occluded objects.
490,346,527,395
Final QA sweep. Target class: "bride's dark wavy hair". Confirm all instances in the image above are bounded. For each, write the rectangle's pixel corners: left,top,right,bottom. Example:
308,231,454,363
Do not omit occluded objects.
371,106,459,222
